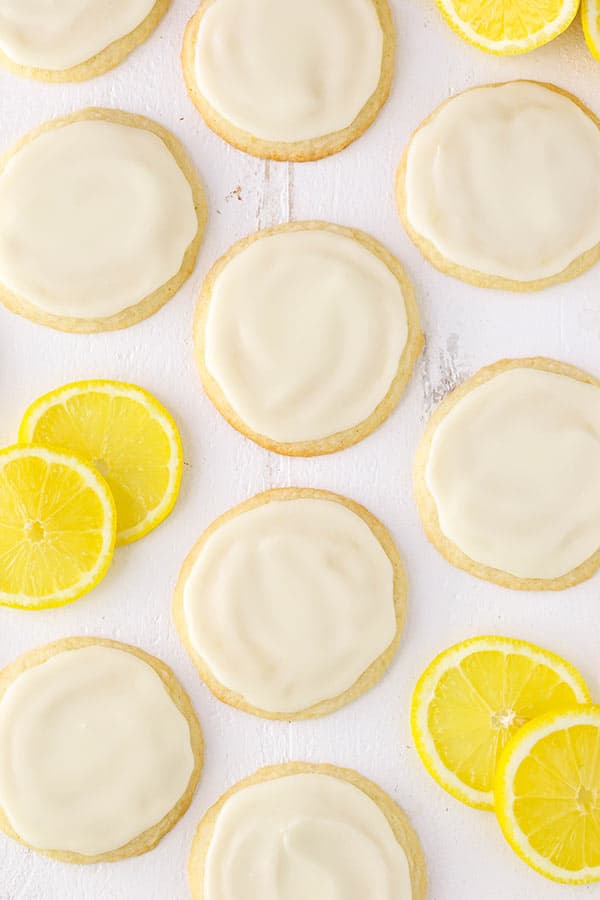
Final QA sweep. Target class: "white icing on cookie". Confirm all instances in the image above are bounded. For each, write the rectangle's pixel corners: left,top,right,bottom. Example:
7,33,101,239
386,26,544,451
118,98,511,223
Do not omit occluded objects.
0,118,198,320
183,497,396,712
0,645,195,855
204,774,412,899
193,0,384,142
426,367,600,578
204,228,408,443
0,0,156,70
405,82,600,282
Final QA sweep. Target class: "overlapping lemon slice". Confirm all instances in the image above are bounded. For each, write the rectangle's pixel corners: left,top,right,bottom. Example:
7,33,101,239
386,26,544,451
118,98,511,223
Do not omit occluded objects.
411,637,590,809
436,0,580,55
0,445,116,609
19,381,183,545
583,0,600,60
495,706,600,883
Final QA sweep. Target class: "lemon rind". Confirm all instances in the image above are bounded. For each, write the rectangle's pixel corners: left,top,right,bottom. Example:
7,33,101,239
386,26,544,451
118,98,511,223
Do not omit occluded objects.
411,636,591,810
435,0,580,55
19,380,183,546
582,0,600,62
494,705,600,884
0,445,116,610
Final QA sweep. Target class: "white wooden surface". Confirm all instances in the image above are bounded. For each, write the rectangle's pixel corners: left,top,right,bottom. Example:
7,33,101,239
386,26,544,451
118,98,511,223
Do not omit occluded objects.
1,2,600,898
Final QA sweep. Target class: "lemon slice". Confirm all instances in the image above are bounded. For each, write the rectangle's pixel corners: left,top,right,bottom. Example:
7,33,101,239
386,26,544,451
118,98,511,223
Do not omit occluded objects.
583,0,600,61
495,706,600,883
411,637,590,809
19,381,183,545
0,445,116,609
436,0,580,55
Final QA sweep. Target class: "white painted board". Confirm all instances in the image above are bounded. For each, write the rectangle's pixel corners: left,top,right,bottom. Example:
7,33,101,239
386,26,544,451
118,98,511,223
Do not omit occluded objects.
1,2,600,898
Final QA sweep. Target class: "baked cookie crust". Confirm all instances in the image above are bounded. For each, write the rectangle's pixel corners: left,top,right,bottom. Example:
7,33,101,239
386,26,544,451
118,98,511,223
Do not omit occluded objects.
396,81,600,292
0,636,204,863
188,761,427,900
194,221,423,456
0,107,207,333
181,0,395,161
0,0,171,83
414,356,600,590
174,487,407,719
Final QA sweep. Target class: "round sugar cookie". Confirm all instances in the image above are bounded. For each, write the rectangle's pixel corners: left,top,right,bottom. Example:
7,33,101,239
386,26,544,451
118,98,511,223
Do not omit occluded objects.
414,357,600,590
194,222,423,456
0,637,203,863
396,81,600,291
0,108,206,333
188,762,427,900
0,0,170,82
182,0,394,161
174,488,406,719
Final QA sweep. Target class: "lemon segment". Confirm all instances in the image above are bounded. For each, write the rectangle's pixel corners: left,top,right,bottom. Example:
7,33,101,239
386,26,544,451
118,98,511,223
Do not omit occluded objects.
436,0,580,55
411,636,590,809
19,381,183,545
495,706,600,883
0,445,116,609
583,0,600,60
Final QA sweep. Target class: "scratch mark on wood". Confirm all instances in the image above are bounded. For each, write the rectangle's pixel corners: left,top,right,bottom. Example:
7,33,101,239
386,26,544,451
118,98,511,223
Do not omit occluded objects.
256,160,295,230
420,332,469,420
287,162,295,222
226,184,243,203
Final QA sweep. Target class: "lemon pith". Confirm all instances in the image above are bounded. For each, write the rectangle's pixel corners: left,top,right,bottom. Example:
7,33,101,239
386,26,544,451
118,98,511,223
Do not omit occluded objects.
411,637,590,809
436,0,580,55
495,706,600,883
19,380,183,545
0,445,116,610
583,0,600,61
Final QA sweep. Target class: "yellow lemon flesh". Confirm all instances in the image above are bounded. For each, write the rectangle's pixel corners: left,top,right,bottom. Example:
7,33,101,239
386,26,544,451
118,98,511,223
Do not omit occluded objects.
495,706,600,883
583,0,600,61
436,0,580,55
19,381,183,545
411,636,590,809
0,445,116,609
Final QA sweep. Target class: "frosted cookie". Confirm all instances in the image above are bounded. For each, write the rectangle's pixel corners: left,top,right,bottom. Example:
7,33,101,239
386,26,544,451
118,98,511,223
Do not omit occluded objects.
397,81,600,291
182,0,394,161
0,108,206,333
174,488,406,719
195,222,423,456
188,762,427,900
414,358,600,590
0,637,203,863
0,0,170,82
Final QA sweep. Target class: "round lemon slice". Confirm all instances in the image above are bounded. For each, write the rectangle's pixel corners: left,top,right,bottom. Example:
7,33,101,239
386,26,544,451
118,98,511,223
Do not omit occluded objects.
411,637,590,809
436,0,579,55
0,446,116,609
19,381,183,545
495,706,600,883
583,0,600,61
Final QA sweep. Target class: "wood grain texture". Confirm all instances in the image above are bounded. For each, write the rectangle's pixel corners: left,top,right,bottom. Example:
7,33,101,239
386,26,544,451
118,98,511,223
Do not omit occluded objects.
0,1,600,898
